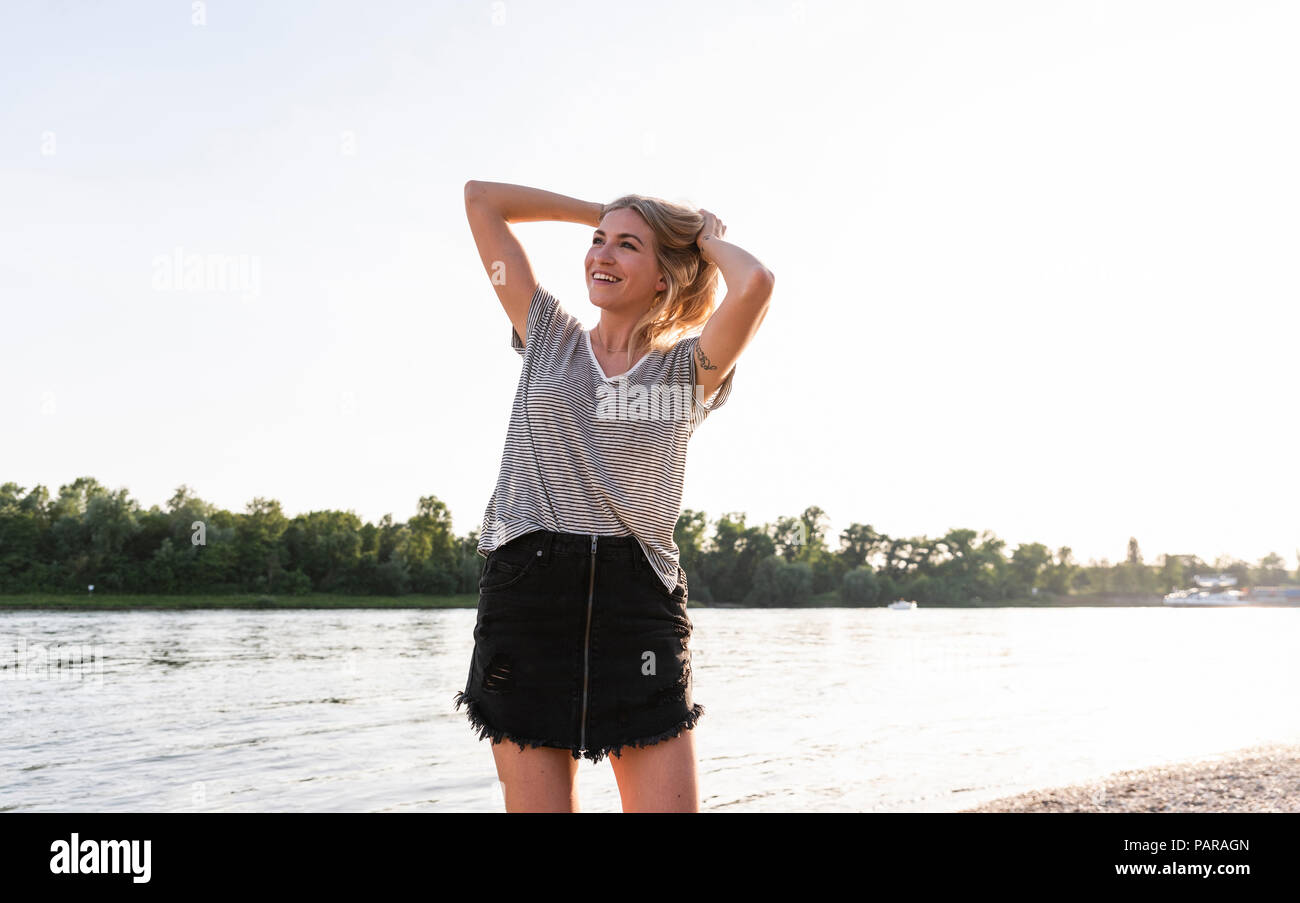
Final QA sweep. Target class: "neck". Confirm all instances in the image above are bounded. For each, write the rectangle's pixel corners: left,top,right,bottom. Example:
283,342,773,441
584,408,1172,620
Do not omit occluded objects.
592,318,638,355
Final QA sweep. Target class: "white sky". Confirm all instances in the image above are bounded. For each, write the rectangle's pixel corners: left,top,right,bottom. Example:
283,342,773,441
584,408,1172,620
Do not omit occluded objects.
2,0,1296,569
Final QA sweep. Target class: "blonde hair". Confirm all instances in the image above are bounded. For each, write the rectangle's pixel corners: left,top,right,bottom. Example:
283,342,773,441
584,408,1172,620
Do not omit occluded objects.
598,194,719,371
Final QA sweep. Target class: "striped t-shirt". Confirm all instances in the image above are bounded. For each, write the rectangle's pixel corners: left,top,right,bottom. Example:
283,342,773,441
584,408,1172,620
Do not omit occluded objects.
477,284,735,593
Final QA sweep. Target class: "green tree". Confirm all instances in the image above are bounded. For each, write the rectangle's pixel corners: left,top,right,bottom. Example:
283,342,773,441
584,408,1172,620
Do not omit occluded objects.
0,483,48,590
84,486,141,591
746,556,814,605
238,497,289,591
1251,552,1287,586
841,566,881,605
1042,546,1080,596
397,495,459,594
931,528,981,600
771,515,805,562
674,509,710,573
773,506,834,591
283,510,363,592
837,523,885,570
882,535,938,580
698,512,773,603
1158,554,1188,593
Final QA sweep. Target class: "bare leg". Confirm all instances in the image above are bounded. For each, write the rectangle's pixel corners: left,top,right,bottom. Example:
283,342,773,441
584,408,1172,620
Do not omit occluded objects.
608,728,700,812
491,740,581,812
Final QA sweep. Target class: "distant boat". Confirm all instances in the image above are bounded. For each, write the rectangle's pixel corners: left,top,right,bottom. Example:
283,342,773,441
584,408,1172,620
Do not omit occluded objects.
1243,585,1300,606
888,599,917,610
1163,574,1251,607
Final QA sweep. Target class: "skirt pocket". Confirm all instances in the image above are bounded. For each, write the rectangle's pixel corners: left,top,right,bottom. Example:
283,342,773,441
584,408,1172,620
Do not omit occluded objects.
658,563,688,603
478,534,544,593
642,561,691,631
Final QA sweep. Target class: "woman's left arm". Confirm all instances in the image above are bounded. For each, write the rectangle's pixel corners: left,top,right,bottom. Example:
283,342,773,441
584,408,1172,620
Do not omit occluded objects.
694,210,775,404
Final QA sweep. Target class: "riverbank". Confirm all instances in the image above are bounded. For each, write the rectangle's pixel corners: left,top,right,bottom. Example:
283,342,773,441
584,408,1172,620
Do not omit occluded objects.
0,592,1168,610
960,740,1300,812
0,592,481,610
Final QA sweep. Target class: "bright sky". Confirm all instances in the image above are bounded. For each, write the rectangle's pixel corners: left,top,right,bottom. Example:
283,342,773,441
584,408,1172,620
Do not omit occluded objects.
3,1,1296,570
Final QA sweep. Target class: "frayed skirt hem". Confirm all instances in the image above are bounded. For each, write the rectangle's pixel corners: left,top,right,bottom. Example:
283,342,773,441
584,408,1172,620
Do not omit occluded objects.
453,690,704,765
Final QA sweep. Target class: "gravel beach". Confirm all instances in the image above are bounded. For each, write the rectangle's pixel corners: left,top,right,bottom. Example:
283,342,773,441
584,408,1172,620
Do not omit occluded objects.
960,741,1300,813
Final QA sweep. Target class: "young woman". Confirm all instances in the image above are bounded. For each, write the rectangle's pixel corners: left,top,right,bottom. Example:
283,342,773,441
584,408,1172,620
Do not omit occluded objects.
454,180,773,812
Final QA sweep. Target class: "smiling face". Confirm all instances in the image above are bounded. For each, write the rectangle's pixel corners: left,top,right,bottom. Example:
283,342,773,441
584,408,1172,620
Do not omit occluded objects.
585,207,666,312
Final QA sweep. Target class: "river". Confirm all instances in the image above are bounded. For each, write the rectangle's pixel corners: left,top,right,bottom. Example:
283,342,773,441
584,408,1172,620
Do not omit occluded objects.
3,606,1297,811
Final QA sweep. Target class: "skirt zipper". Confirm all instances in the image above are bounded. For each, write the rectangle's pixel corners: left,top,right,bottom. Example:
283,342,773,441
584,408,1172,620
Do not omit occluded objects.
579,533,596,753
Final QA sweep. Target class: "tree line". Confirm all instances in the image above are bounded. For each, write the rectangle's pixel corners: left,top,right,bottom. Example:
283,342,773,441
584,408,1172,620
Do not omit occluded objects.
2,478,1295,604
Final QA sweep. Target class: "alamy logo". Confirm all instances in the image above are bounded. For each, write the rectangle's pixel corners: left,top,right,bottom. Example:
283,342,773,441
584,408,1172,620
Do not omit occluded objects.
49,833,151,883
595,381,702,422
151,246,260,301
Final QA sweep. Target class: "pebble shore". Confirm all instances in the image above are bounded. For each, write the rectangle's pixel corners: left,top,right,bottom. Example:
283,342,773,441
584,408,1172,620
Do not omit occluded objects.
960,741,1300,813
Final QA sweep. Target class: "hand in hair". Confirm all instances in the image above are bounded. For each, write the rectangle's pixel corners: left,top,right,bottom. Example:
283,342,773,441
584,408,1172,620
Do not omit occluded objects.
695,208,726,249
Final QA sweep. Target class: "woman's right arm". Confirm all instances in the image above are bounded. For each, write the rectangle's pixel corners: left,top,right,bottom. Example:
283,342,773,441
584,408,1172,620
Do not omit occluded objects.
464,181,603,345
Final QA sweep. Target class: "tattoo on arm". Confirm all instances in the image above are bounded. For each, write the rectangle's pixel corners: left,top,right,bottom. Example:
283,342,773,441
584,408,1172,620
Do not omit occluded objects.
695,343,717,371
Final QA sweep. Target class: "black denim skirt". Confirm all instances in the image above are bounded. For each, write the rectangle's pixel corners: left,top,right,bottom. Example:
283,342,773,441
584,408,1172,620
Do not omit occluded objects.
453,529,702,764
